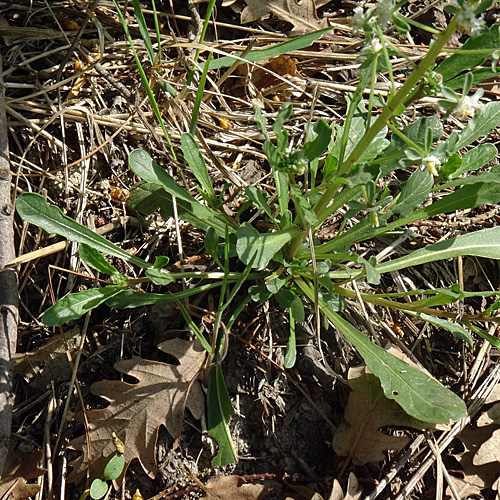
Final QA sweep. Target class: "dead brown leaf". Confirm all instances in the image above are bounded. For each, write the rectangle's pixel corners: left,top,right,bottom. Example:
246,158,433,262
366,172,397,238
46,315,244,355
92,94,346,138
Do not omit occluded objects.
13,327,81,391
0,446,45,500
332,365,438,465
201,475,281,500
328,472,362,500
454,423,500,495
68,338,206,483
241,0,327,30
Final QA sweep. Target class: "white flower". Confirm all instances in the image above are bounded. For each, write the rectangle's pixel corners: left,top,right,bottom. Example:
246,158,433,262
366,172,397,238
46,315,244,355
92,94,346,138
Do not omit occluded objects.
370,37,383,53
351,6,366,35
421,155,441,176
453,92,482,120
457,2,485,36
376,0,394,28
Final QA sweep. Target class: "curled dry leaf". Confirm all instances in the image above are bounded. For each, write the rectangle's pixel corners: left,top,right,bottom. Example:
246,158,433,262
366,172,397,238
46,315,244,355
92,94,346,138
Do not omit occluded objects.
201,475,281,500
68,338,206,483
332,364,441,465
241,0,327,31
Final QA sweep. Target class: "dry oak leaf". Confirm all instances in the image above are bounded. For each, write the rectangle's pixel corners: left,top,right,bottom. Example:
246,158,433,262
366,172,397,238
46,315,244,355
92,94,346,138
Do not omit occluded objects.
241,0,327,31
453,423,500,496
329,472,362,500
68,338,206,483
332,365,440,465
0,446,45,500
201,475,281,500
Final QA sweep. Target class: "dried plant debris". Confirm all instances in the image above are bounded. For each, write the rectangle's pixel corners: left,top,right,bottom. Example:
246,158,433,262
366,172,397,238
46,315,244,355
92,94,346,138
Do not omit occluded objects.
332,364,443,465
68,339,206,483
241,0,327,30
200,474,281,500
13,327,81,392
0,445,45,500
329,472,362,500
448,387,500,498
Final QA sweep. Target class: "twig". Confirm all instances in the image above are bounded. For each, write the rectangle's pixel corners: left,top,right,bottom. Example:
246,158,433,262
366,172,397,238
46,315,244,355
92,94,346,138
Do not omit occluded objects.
0,54,19,474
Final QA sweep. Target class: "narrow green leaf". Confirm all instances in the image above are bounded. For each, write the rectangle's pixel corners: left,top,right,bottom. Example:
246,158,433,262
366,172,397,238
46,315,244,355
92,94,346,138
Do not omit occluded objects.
465,321,500,349
128,182,233,237
43,285,125,326
245,186,274,220
253,105,269,140
181,133,216,200
129,149,197,203
90,479,109,500
236,223,301,270
133,0,155,64
204,26,335,70
394,167,433,217
303,120,333,162
16,193,148,269
207,365,237,465
145,268,177,285
436,24,500,83
103,455,125,481
79,244,119,276
452,143,497,178
437,170,500,190
315,180,500,255
377,227,500,275
290,295,305,323
284,308,297,369
455,102,500,151
105,282,225,308
406,311,473,348
303,282,466,423
204,227,220,260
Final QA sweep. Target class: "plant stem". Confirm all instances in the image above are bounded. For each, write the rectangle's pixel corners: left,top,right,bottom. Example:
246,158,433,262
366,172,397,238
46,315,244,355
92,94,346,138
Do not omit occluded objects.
313,17,458,219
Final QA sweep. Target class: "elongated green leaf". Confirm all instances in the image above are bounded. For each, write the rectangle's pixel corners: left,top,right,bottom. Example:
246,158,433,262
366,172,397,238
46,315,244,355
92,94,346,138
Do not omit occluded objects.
296,279,466,423
245,186,274,220
79,244,119,276
16,193,148,269
314,180,500,255
465,322,500,349
133,0,154,64
406,311,473,348
205,26,335,70
128,182,233,237
43,285,125,326
181,133,216,200
207,365,236,465
303,120,332,162
145,268,177,285
236,223,301,270
377,227,500,274
451,143,497,178
129,149,197,203
105,282,225,308
394,167,433,217
436,24,500,83
446,67,500,90
456,102,500,151
438,170,500,190
284,307,297,369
